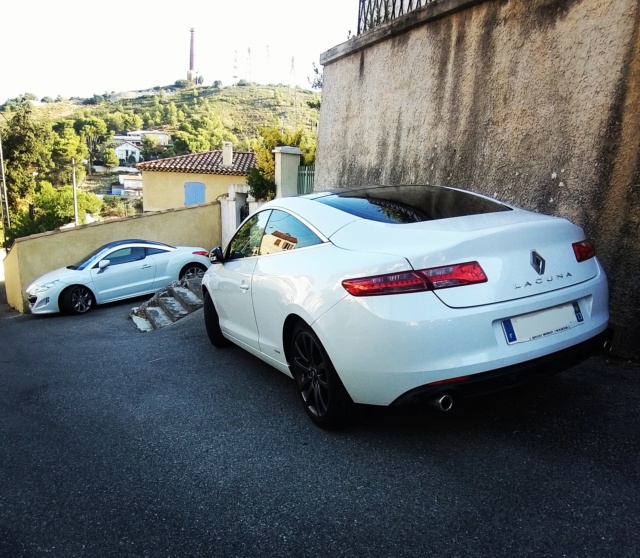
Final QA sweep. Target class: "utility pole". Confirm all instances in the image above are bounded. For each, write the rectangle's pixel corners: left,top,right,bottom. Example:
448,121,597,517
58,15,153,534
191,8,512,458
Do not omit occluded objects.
72,158,79,226
0,131,10,233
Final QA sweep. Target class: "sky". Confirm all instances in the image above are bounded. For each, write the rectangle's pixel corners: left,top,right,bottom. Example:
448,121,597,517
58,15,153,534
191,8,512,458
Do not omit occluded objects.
0,0,359,103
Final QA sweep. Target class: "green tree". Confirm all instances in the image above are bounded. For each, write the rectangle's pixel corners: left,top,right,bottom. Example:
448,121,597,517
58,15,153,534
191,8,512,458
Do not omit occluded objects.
171,131,210,155
103,147,119,167
8,181,102,240
49,121,88,186
73,116,108,167
141,135,160,160
247,126,316,201
1,103,54,212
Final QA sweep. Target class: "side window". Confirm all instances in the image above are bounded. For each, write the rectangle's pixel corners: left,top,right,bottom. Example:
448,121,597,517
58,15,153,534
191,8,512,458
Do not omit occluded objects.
146,247,170,256
103,247,146,266
226,211,271,260
260,210,322,255
184,182,205,206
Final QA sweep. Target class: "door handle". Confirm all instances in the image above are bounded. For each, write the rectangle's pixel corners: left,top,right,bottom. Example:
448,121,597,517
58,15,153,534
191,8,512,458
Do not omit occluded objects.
239,283,250,292
141,264,152,269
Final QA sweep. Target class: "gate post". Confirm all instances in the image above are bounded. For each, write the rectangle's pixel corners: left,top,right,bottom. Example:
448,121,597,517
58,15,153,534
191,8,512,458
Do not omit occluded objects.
273,146,302,198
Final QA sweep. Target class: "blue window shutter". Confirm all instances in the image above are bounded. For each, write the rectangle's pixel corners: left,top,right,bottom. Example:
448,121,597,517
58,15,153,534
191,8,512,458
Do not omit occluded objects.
184,182,205,205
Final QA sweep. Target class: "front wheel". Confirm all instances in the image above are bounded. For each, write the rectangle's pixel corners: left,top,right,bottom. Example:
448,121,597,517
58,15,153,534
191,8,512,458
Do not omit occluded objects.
60,285,95,315
204,291,231,348
290,323,356,430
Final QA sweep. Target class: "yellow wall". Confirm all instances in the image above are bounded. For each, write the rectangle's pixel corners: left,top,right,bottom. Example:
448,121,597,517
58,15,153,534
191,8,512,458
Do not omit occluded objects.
142,170,247,212
3,203,220,313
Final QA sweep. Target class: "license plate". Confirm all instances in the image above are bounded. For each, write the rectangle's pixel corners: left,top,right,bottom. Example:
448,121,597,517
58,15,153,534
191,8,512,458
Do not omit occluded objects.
502,302,584,344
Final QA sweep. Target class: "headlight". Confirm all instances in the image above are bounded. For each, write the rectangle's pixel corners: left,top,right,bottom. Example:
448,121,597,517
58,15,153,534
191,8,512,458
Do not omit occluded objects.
28,279,62,294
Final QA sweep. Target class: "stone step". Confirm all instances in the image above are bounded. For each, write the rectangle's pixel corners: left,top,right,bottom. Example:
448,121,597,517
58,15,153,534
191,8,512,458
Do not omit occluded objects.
129,277,205,332
144,305,174,330
130,309,154,332
169,285,204,312
157,293,189,322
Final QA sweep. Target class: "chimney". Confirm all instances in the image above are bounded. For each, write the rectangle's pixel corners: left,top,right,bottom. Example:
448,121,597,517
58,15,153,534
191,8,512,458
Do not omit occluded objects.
190,28,195,72
222,142,233,167
187,28,197,83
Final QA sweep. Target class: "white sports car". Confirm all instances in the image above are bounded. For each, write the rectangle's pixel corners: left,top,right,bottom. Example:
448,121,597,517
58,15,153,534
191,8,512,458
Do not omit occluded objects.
201,186,610,429
26,239,211,315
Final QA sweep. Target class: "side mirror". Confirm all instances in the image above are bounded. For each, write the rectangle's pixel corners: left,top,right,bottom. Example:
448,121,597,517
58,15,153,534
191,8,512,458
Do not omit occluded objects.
209,246,224,264
98,259,110,270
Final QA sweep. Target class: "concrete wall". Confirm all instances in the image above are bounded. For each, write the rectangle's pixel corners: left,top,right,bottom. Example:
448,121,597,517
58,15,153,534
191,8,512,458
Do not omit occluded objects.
142,170,247,212
3,203,221,313
317,0,640,357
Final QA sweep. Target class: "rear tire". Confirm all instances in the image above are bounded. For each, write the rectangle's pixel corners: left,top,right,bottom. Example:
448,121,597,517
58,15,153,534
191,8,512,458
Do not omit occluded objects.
180,263,207,281
289,323,356,430
60,285,94,315
204,291,231,348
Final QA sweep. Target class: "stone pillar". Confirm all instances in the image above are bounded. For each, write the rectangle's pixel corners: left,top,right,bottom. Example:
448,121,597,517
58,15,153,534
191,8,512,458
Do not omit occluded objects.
219,184,260,248
273,146,302,198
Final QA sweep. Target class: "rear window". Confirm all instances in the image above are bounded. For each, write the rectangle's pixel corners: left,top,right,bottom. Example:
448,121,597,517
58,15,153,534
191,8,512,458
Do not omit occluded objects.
314,185,511,224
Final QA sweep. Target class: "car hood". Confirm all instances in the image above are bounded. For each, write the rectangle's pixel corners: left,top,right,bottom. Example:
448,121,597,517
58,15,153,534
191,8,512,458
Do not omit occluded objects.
29,267,87,287
328,208,600,308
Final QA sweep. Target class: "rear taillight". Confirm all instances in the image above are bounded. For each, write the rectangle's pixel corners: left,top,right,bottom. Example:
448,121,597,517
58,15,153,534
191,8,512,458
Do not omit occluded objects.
342,262,487,297
342,272,428,296
422,262,488,289
193,250,209,257
572,241,595,262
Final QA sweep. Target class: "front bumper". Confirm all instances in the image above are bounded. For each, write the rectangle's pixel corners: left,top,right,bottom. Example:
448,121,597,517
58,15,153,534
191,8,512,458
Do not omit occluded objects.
26,290,62,314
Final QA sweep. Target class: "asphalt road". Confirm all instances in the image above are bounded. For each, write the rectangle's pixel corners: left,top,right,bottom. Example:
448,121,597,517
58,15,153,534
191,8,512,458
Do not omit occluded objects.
1,293,639,557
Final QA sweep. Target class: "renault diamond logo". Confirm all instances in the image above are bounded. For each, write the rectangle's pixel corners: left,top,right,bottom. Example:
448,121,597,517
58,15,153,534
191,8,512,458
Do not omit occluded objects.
531,251,546,275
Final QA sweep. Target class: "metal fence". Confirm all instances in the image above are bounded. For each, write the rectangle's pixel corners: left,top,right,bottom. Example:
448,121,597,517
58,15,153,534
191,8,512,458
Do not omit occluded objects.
358,0,437,34
297,166,315,195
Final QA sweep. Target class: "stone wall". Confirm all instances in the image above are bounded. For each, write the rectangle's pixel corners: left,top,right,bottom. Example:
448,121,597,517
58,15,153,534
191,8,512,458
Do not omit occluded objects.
317,0,640,357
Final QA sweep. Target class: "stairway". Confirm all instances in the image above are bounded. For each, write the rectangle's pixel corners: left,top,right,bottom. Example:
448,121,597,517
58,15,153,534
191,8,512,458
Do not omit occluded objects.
130,277,204,332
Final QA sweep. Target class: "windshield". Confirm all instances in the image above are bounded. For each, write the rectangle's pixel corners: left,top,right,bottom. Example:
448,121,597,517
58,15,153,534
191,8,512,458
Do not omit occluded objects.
68,246,111,271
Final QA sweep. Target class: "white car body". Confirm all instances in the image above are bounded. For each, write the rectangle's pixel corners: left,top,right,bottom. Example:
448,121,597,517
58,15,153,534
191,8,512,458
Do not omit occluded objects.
26,239,211,315
202,186,609,428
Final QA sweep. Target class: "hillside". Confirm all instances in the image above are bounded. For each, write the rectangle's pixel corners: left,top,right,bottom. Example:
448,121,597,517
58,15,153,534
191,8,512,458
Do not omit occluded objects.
26,83,322,147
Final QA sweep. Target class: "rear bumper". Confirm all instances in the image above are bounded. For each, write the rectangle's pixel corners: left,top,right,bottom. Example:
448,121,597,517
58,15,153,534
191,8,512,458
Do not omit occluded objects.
391,329,611,407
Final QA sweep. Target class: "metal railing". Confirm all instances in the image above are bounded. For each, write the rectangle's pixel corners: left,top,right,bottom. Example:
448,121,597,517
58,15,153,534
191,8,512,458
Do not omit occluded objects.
297,166,315,195
358,0,437,35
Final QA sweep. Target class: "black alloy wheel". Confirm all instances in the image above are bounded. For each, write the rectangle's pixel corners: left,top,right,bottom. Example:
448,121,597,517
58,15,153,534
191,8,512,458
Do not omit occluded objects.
290,323,356,430
60,285,94,315
203,291,231,348
180,263,207,281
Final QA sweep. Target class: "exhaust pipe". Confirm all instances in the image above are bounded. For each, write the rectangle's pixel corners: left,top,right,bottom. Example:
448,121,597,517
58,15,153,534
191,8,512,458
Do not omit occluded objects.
603,339,612,353
431,394,454,412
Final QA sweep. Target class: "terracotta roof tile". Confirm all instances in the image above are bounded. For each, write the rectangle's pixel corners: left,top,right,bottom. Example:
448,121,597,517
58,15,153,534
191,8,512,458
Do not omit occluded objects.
137,150,256,176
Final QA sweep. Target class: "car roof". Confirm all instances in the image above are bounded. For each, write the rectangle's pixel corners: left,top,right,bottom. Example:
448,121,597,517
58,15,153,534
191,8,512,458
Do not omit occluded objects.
260,185,512,237
101,239,169,250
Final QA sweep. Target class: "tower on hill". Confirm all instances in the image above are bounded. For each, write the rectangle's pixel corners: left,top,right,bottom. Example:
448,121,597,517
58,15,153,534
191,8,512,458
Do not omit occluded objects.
187,28,200,84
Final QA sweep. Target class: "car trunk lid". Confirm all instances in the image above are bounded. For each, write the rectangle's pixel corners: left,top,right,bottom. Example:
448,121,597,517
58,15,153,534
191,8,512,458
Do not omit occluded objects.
329,209,599,308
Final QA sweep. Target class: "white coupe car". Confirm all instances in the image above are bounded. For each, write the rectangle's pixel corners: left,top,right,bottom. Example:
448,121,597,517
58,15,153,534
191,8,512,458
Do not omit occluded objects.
26,239,211,315
201,186,610,429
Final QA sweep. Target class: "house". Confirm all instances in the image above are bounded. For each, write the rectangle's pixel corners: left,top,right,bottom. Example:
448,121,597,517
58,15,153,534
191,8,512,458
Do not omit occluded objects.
136,142,256,212
111,173,143,197
132,130,171,147
114,141,141,163
113,134,143,146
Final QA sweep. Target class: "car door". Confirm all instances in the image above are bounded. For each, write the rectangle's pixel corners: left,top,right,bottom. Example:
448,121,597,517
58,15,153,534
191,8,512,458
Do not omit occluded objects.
212,211,271,350
90,246,156,302
147,247,176,290
250,209,325,363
